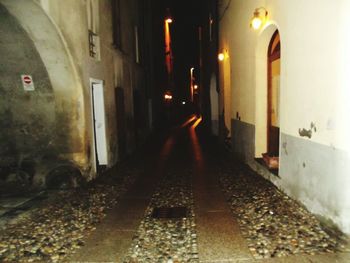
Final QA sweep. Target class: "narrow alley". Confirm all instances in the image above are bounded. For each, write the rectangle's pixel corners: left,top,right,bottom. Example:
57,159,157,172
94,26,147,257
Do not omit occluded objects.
1,116,349,262
1,0,350,262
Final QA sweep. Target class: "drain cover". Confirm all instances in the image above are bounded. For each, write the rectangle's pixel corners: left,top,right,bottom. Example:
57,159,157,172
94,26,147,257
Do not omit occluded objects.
151,206,188,219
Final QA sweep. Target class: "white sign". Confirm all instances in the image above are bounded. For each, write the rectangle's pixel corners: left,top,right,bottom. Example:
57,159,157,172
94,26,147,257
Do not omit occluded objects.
21,75,35,91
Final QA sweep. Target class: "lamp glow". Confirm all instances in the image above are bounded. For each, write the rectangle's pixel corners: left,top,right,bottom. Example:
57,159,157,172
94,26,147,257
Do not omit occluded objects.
218,53,225,61
251,17,262,30
166,18,173,23
164,94,172,100
250,7,268,30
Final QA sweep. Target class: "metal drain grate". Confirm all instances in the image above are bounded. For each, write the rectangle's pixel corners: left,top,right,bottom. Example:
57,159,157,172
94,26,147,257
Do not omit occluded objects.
151,206,189,219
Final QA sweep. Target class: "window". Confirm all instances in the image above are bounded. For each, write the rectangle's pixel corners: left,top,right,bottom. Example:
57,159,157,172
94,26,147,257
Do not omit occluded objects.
136,0,146,64
134,26,140,63
112,0,122,49
209,13,213,42
87,0,100,60
88,30,100,60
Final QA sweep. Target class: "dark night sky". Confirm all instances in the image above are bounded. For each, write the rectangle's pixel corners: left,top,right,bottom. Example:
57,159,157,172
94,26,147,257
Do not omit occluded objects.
170,0,201,99
152,0,202,101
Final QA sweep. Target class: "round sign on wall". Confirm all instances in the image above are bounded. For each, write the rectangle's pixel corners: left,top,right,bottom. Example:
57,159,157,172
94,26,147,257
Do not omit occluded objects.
21,75,35,91
23,76,32,84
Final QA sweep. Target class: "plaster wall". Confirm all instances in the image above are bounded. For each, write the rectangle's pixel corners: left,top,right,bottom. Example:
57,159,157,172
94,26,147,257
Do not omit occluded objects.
219,0,350,233
37,0,149,168
210,74,219,135
0,4,56,167
37,0,118,172
0,0,152,187
0,0,87,188
231,120,255,161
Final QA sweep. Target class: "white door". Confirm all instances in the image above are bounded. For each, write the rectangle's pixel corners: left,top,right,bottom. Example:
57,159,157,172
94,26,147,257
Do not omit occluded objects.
92,82,108,165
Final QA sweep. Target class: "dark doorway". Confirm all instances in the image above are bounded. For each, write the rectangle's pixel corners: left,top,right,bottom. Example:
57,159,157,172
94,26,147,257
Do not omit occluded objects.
115,87,127,159
267,30,280,157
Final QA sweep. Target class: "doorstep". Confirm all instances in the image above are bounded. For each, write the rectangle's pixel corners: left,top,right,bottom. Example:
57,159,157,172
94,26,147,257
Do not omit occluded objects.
254,158,279,177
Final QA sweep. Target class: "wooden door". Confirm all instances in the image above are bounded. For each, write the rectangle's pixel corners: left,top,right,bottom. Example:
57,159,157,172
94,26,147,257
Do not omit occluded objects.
267,30,280,156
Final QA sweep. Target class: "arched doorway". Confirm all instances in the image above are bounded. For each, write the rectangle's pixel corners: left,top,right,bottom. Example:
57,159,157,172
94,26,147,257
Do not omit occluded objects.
267,30,281,157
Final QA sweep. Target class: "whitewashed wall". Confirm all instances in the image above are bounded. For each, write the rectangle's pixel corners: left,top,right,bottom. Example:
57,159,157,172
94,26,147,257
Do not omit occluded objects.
219,0,350,233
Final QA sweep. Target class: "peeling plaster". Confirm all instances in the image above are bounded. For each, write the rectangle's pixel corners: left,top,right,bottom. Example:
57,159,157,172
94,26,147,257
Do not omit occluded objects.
298,122,317,139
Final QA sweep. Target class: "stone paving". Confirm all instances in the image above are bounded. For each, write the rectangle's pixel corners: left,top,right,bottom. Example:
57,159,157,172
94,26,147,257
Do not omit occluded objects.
0,168,136,262
124,168,198,263
219,160,349,260
0,125,349,262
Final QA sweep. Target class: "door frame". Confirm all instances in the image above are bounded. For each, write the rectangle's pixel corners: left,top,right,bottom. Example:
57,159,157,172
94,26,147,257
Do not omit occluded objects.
267,30,281,156
90,78,108,174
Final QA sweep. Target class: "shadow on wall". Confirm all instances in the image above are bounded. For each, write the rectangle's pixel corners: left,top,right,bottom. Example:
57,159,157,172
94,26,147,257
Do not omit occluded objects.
0,3,85,195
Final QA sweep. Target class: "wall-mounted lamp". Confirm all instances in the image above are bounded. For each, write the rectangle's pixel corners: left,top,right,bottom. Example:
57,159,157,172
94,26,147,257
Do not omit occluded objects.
250,7,268,30
218,53,225,61
218,49,228,62
164,92,173,101
165,18,173,24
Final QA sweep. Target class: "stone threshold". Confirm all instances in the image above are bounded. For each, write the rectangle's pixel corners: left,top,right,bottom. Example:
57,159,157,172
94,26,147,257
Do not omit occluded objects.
254,158,279,177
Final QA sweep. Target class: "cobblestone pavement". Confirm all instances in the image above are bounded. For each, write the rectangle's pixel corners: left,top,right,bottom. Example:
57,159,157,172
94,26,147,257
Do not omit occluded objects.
0,166,137,262
0,120,349,262
123,127,199,263
219,159,350,260
123,121,349,262
124,169,198,263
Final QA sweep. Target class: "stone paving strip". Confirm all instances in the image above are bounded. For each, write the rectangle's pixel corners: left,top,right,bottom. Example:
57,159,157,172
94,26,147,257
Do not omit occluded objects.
124,169,199,263
0,170,136,263
219,162,349,260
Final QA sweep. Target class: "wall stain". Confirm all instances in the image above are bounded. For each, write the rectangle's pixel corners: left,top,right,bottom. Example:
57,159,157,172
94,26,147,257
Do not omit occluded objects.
0,5,85,191
299,122,317,139
282,142,288,155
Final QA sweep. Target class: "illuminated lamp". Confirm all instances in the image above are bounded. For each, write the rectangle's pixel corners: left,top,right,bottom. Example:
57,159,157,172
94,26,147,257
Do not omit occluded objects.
218,53,225,61
250,7,268,30
164,92,173,101
166,18,173,24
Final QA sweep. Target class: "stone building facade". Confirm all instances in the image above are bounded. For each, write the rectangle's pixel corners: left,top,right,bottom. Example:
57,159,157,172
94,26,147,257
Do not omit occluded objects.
0,0,154,189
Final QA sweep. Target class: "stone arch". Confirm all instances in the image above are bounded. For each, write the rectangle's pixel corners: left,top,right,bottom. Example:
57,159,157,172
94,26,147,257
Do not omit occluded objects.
0,0,87,185
254,23,281,157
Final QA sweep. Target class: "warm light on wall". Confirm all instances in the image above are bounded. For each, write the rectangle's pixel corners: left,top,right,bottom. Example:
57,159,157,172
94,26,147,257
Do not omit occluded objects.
190,67,194,102
164,16,173,76
164,94,173,100
251,17,262,30
218,53,225,61
250,7,268,30
193,84,198,90
218,49,228,61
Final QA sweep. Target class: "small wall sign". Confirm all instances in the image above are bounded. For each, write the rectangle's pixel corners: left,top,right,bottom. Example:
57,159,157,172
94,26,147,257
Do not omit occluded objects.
21,75,35,91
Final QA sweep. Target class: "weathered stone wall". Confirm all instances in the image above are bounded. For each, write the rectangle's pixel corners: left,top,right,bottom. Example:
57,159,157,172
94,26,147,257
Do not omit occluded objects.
0,0,89,188
0,4,61,186
0,0,154,191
